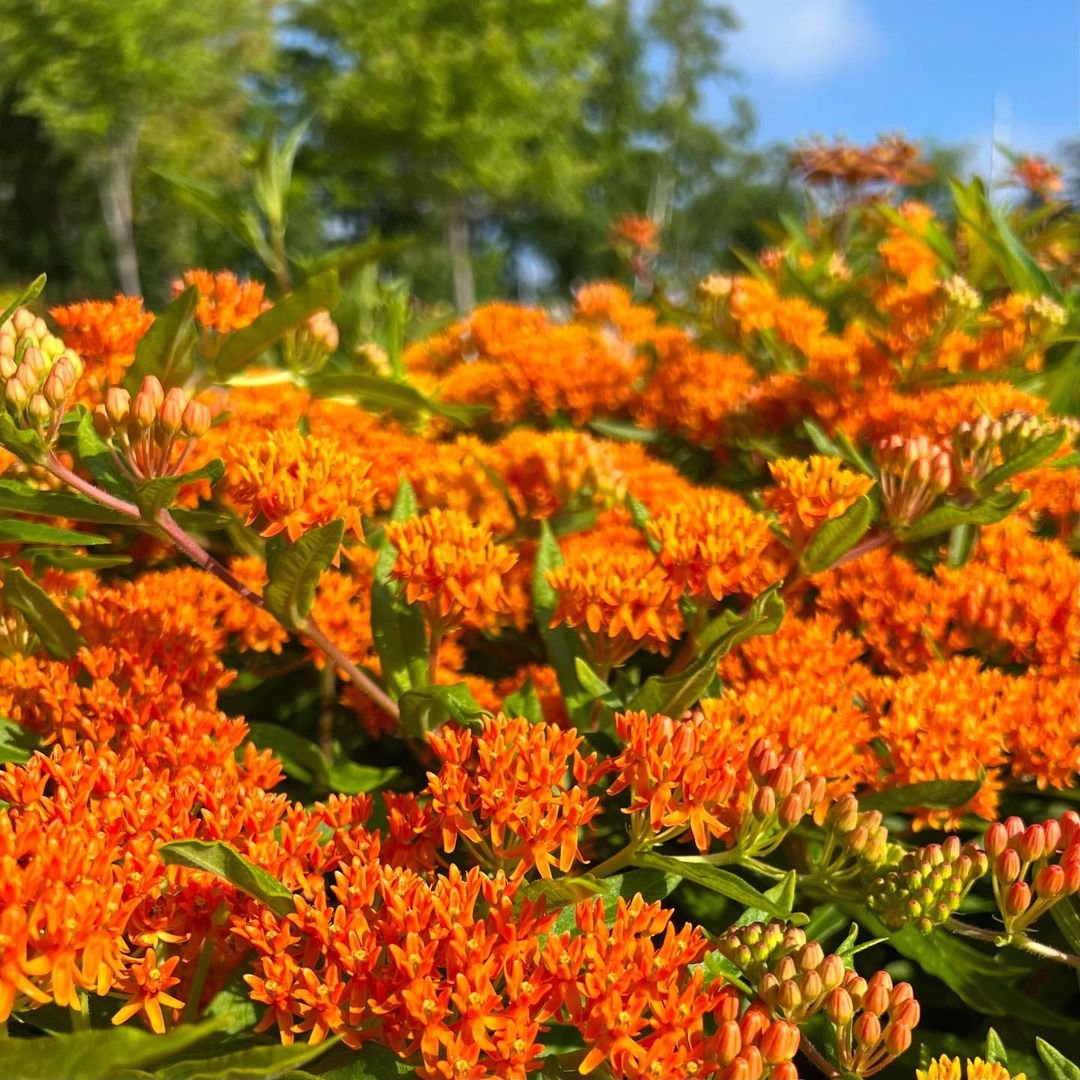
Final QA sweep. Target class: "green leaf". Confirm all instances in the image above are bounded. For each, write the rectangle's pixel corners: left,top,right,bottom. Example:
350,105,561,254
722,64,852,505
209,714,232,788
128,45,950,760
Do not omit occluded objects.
628,585,784,717
731,871,801,929
801,496,874,573
135,460,224,520
159,839,294,918
858,776,983,813
0,478,132,524
573,657,618,704
634,852,807,924
294,236,415,285
213,271,341,379
586,418,659,444
151,1039,333,1080
533,522,591,723
370,480,428,699
325,760,401,795
946,523,979,569
263,520,345,631
0,716,38,765
0,272,46,328
802,418,843,458
307,1043,414,1079
503,676,544,724
398,682,490,739
308,372,485,429
170,508,233,533
1038,1040,1080,1080
0,1018,219,1080
124,285,198,392
986,1029,1009,1066
979,427,1068,492
2,567,83,659
246,722,333,786
73,408,136,499
899,490,1027,543
625,494,661,554
1050,897,1080,956
0,413,46,465
0,518,108,546
26,549,131,572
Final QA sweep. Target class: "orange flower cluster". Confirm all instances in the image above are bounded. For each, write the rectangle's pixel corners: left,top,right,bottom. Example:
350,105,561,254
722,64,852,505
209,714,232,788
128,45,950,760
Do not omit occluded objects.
50,295,154,386
174,269,267,334
764,457,874,546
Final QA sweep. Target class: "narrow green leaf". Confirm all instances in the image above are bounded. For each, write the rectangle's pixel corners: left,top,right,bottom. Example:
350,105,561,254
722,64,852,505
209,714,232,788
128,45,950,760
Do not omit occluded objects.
309,1043,414,1079
634,852,807,924
398,682,490,738
2,567,83,659
135,459,224,520
0,519,107,546
574,657,616,702
1050,898,1080,956
213,271,341,378
0,413,46,465
325,760,401,795
900,490,1027,543
0,273,46,328
731,871,800,929
629,585,784,717
263,520,345,631
246,722,331,786
533,522,591,722
0,478,131,524
802,418,843,458
26,549,131,572
309,372,485,428
1038,1041,1080,1080
124,285,198,392
587,418,660,444
625,493,661,554
986,1029,1009,1066
858,777,983,813
159,839,294,917
801,495,874,573
151,1038,332,1080
0,1018,219,1080
946,523,979,568
0,716,38,765
370,479,428,698
979,427,1068,492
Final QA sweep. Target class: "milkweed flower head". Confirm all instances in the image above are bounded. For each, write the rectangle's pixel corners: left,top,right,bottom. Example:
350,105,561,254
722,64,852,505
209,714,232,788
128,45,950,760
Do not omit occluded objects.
385,509,518,633
225,429,376,544
919,1058,1026,1080
173,269,267,335
764,456,875,547
50,295,154,386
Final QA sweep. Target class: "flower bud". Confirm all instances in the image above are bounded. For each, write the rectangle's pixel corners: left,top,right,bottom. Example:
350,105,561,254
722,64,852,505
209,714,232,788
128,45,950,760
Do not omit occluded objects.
779,792,805,829
771,1063,798,1080
715,1020,743,1065
181,400,211,438
739,1004,770,1044
853,1012,881,1048
996,849,1022,884
829,795,859,834
863,983,890,1017
0,355,15,380
22,346,47,384
1005,881,1032,917
825,987,854,1025
1035,864,1065,899
760,1020,800,1065
776,980,802,1014
42,373,67,408
752,787,777,821
819,955,844,991
797,942,824,972
132,390,158,430
27,392,51,425
140,375,165,409
106,387,131,426
891,997,920,1029
12,307,34,333
884,1021,913,1057
5,376,30,410
158,387,186,435
1019,824,1047,862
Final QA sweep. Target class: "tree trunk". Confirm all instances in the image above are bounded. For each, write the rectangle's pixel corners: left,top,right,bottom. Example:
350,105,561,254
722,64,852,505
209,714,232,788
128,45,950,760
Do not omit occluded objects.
97,132,141,296
446,196,475,313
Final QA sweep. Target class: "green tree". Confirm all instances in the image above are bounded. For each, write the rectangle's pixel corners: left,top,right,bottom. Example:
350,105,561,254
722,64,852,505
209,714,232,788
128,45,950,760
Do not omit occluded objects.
0,0,273,296
291,0,603,310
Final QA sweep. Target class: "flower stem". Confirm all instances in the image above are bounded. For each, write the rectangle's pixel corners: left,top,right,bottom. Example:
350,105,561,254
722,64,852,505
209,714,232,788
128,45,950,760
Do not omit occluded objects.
800,1033,841,1080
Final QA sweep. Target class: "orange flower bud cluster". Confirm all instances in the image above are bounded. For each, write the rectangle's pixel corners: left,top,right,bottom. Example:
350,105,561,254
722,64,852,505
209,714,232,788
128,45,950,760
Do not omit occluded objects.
867,835,989,934
985,812,1080,937
290,310,341,374
425,715,602,879
764,456,874,548
386,508,518,633
92,375,212,480
0,306,84,443
876,434,953,528
826,970,920,1078
226,429,376,544
173,269,267,336
810,795,892,886
757,939,847,1024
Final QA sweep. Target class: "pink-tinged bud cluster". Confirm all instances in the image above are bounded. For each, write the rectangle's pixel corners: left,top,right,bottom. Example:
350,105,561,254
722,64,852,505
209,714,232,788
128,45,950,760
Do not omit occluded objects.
93,375,212,481
867,835,989,934
757,941,846,1024
827,970,920,1078
876,434,953,529
951,414,1001,489
0,306,84,444
713,921,809,984
810,794,891,886
986,812,1080,937
706,991,802,1080
996,409,1063,460
289,310,342,375
734,740,828,858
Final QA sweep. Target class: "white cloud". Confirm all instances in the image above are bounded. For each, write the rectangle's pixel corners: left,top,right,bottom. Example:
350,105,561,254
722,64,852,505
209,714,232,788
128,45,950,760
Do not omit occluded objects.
726,0,881,82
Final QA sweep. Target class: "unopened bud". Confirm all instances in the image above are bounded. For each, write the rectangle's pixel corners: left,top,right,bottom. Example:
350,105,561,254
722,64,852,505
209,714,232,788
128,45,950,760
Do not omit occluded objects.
181,400,211,438
42,373,67,408
760,1020,800,1065
1036,864,1066,899
93,405,112,439
863,984,890,1017
752,787,777,821
106,387,131,425
853,1012,881,1048
826,987,854,1025
779,793,805,829
5,376,30,410
819,955,844,991
797,942,824,972
884,1021,913,1057
716,1020,743,1065
996,849,1022,884
27,393,50,425
1005,881,1032,917
1020,824,1047,862
158,387,186,434
132,390,158,430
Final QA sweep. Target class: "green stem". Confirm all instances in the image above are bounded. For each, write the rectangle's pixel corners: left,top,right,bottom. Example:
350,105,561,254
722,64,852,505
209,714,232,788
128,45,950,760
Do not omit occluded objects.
70,993,91,1031
183,911,224,1024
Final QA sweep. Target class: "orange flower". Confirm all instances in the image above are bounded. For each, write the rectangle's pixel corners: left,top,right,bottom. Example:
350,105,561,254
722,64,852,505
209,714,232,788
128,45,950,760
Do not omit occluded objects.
546,543,683,666
174,269,267,334
764,456,875,547
225,430,376,543
611,214,660,252
385,509,518,632
112,949,185,1033
49,295,154,385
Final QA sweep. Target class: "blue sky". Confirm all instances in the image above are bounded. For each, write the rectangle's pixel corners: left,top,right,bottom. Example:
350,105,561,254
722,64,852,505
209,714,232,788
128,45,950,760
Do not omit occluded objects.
721,0,1080,174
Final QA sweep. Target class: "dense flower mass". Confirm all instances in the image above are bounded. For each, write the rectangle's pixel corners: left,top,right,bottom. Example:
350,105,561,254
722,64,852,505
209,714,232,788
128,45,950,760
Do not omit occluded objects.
0,151,1079,1078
